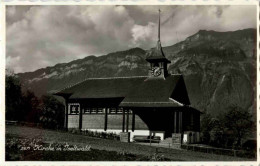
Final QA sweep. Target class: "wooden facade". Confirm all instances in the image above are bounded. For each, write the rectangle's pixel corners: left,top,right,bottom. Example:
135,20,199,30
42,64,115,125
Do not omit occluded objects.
59,97,201,140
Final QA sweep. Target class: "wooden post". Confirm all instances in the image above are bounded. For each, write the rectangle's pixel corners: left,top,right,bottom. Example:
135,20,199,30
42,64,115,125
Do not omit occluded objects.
149,130,152,146
179,111,182,133
174,111,177,133
122,109,125,132
79,106,82,130
177,111,180,133
132,111,135,132
64,98,68,130
191,111,194,130
104,108,108,131
126,109,129,132
198,112,200,132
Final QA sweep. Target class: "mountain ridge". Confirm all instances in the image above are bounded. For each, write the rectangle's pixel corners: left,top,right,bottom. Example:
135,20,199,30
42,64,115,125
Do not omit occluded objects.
16,28,256,117
17,28,255,75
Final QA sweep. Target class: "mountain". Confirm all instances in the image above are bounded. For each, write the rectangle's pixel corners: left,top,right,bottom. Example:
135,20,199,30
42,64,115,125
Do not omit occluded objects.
18,47,149,97
17,28,256,117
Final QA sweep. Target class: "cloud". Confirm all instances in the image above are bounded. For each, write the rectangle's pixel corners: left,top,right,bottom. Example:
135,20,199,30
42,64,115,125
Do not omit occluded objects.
7,6,136,73
130,22,156,48
6,5,256,73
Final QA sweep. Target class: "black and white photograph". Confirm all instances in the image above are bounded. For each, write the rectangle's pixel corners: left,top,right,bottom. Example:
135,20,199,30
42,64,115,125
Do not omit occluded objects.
4,4,258,162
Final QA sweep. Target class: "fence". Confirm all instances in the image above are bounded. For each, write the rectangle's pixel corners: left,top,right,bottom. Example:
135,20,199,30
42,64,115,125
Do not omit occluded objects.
181,144,256,158
6,120,43,128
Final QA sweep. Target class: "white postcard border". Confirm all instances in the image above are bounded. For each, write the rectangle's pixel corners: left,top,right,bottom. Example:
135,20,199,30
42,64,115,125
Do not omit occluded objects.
0,0,259,166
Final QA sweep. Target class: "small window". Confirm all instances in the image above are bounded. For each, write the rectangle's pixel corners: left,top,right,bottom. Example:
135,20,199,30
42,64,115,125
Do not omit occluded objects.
117,108,123,114
91,108,97,114
110,108,116,114
97,108,103,114
84,108,90,114
70,105,79,114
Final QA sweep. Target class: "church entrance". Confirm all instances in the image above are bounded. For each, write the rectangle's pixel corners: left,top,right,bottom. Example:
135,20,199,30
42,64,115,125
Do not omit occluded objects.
164,111,174,139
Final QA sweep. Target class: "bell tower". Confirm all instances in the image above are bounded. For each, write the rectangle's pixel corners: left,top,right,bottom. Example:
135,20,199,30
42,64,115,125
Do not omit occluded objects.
146,9,171,79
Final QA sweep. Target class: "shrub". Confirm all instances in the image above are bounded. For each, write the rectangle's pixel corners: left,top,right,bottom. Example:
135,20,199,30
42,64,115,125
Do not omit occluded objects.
72,129,120,140
39,95,64,129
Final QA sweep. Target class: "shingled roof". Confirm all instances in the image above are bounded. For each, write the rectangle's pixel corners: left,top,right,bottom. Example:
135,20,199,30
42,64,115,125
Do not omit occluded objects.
120,75,190,107
54,76,146,99
145,44,171,64
54,75,191,108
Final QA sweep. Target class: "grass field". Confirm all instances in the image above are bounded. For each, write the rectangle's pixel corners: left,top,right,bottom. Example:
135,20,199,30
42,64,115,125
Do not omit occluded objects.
5,125,254,161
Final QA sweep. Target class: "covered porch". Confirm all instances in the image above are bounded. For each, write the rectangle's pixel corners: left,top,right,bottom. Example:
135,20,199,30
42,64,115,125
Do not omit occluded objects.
119,106,201,143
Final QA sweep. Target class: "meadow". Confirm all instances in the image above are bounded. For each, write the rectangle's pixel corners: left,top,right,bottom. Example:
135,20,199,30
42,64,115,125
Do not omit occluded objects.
6,125,253,161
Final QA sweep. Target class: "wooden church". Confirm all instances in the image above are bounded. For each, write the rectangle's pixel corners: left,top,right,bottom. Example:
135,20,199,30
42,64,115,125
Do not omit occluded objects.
54,10,201,144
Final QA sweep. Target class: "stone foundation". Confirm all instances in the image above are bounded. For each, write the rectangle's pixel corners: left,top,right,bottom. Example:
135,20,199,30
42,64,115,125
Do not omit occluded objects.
172,133,182,149
120,132,130,143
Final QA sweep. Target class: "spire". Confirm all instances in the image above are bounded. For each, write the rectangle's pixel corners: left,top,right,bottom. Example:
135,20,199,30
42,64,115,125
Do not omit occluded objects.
157,9,161,50
145,9,170,64
158,9,161,42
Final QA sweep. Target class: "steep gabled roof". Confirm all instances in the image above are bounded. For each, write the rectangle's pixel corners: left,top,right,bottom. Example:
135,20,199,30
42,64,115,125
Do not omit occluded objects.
120,75,190,107
170,76,191,105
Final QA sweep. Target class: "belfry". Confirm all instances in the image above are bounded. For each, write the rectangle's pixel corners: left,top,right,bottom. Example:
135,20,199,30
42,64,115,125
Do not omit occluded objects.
146,9,171,79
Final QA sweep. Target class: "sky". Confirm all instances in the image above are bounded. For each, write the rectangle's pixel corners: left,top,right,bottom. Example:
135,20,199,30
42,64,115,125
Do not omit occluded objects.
6,5,257,73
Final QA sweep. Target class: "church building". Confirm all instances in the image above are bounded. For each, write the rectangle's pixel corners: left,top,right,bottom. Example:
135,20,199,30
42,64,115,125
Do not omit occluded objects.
54,10,201,144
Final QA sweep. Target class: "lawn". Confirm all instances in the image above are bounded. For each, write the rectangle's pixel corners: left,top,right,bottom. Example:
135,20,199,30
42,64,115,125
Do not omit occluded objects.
5,125,254,161
6,134,145,161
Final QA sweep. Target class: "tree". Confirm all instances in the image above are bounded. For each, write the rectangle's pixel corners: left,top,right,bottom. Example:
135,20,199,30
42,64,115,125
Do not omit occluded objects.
200,112,213,143
200,112,226,147
39,95,64,129
223,106,254,147
209,117,225,147
5,71,23,121
21,90,41,123
6,69,41,122
5,70,64,127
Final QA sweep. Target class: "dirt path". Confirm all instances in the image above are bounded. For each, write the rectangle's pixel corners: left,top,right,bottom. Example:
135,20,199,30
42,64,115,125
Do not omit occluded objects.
6,125,252,161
